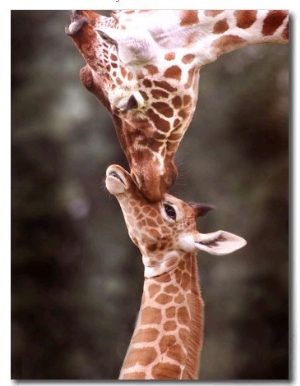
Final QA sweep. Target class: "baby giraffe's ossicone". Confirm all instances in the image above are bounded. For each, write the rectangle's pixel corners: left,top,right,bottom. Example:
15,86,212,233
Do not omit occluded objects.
105,164,246,380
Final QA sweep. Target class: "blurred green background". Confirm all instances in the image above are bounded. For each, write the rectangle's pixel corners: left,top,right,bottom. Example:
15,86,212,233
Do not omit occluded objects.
11,10,289,380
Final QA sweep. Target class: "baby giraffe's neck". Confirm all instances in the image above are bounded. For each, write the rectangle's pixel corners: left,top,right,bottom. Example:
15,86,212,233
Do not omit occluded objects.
119,254,204,380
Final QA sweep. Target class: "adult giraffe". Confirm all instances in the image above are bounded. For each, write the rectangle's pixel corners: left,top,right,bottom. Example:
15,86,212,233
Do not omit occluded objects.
66,9,289,201
105,164,246,379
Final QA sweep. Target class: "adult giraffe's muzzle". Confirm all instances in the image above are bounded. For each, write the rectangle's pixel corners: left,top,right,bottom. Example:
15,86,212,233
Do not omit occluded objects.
130,155,178,202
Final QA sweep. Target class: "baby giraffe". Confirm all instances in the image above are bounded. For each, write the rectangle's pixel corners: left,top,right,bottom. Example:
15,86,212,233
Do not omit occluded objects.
105,164,246,380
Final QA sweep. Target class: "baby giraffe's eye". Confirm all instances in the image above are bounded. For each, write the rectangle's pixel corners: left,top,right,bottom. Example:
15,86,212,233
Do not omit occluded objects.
163,203,176,221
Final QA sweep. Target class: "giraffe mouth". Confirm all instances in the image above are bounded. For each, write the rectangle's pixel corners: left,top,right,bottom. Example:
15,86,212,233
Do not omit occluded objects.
106,165,129,195
108,171,125,185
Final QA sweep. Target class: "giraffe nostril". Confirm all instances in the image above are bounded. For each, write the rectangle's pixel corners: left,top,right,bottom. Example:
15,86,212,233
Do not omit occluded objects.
125,92,144,112
125,95,138,110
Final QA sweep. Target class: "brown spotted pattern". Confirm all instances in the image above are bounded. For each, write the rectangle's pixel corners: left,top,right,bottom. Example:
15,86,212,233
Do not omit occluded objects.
68,9,289,379
262,10,289,36
234,10,258,29
106,165,203,379
68,9,288,202
119,255,204,380
120,259,200,380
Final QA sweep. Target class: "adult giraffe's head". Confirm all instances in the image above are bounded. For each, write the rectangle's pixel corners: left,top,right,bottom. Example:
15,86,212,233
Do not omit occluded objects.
66,10,202,201
67,9,288,201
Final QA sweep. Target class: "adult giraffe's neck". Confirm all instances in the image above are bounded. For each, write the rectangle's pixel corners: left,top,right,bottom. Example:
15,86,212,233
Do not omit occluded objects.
194,10,289,64
119,254,204,380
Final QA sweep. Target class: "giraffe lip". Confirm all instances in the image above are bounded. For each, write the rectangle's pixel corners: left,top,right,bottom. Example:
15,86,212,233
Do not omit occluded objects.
106,165,129,195
108,171,125,185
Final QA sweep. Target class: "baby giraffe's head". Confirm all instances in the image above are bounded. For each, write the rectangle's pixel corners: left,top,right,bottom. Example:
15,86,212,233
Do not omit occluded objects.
106,164,246,277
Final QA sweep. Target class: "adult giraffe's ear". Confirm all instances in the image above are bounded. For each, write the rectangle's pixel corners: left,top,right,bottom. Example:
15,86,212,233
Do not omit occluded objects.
194,230,247,256
95,27,156,64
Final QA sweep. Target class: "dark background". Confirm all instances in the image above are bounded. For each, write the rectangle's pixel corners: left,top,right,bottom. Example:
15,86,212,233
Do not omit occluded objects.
11,10,289,380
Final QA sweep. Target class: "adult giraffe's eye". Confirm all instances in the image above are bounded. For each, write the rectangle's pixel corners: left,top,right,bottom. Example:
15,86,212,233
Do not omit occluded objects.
163,204,176,221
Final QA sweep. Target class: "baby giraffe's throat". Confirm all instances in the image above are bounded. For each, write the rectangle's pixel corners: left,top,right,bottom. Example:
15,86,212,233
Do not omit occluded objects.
142,252,182,279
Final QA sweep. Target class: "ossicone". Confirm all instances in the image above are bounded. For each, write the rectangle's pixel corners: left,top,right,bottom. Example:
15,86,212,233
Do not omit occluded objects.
188,202,216,218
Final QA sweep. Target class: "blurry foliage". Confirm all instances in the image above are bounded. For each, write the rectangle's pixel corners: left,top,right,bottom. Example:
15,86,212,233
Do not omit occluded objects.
11,11,289,380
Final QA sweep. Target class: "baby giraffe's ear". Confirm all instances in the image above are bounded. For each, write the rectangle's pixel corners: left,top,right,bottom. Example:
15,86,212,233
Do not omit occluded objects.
95,27,156,64
194,230,247,256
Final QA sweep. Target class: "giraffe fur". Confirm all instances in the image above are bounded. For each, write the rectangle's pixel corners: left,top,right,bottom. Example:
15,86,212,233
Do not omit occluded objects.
105,164,246,379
